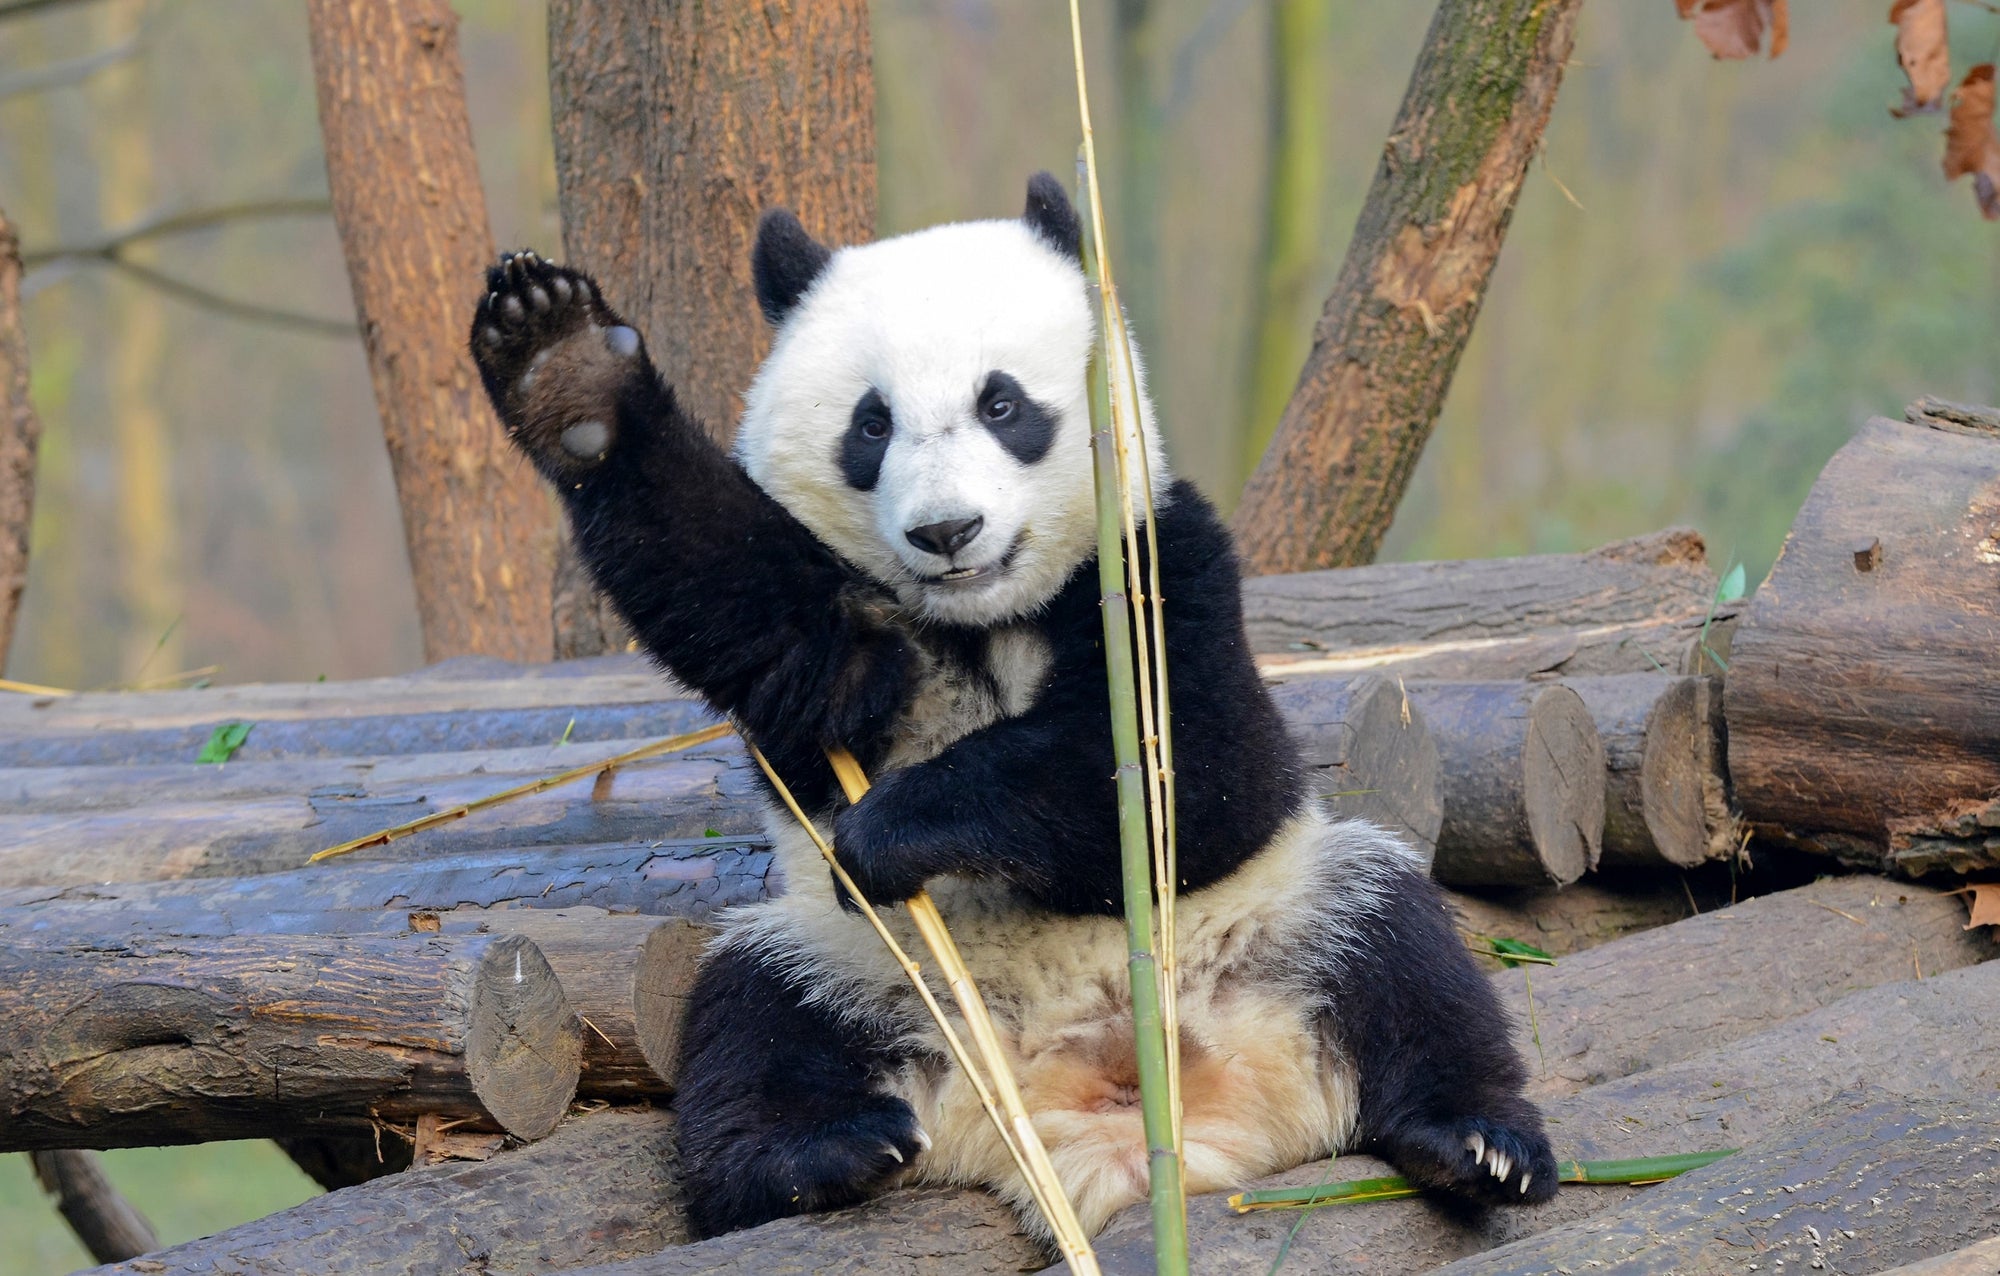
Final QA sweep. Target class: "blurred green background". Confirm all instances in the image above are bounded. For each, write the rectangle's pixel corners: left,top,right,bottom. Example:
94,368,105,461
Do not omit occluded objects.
2,0,1997,1269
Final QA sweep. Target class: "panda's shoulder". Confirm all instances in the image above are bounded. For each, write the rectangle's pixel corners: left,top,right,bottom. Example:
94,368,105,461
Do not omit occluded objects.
1151,480,1244,611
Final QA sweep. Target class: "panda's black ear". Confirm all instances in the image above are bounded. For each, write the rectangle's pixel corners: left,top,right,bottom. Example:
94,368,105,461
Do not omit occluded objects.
752,209,832,326
1023,172,1082,263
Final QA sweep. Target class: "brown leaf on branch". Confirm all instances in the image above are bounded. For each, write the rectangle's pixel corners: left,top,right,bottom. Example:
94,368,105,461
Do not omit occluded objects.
1943,64,2000,219
1676,0,1789,61
1889,0,1951,117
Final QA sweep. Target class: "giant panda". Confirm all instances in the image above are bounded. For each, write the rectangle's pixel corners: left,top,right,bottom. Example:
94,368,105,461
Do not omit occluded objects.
469,173,1557,1244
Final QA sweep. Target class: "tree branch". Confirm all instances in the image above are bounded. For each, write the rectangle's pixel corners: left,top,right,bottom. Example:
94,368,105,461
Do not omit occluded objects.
103,257,356,336
20,198,333,269
0,26,140,99
29,1150,159,1263
0,0,108,22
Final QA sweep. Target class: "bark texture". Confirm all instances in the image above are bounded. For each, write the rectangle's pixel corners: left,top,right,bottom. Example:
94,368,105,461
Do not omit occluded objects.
1726,413,2000,873
1434,1091,2000,1276
1232,0,1587,572
1244,527,1733,678
0,931,580,1150
30,1149,159,1263
1565,673,1735,869
305,0,556,663
1412,680,1605,886
86,1107,687,1276
0,208,39,666
1263,671,1442,861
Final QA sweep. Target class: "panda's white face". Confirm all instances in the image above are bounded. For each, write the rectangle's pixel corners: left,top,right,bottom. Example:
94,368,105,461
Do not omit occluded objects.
734,217,1166,627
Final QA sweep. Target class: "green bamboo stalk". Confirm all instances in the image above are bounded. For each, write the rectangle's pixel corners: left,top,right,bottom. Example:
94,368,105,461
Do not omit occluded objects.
1226,1150,1740,1213
1071,2,1188,1267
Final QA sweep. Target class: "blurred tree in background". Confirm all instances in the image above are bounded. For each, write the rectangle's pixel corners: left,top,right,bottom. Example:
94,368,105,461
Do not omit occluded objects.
0,0,1996,688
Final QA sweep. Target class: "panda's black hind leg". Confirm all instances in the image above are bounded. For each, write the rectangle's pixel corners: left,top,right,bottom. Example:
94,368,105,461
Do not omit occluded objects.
1326,855,1559,1206
675,944,929,1238
468,251,650,480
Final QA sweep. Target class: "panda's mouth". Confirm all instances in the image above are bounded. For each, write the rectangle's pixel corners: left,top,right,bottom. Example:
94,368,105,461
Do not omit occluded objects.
921,538,1023,587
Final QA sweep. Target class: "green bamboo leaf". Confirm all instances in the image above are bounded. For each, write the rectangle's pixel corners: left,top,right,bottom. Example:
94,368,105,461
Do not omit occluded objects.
196,721,253,765
1717,562,1747,604
1228,1150,1737,1213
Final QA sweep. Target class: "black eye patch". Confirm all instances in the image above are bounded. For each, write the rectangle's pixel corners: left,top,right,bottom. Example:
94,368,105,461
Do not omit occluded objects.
977,371,1057,465
840,388,893,491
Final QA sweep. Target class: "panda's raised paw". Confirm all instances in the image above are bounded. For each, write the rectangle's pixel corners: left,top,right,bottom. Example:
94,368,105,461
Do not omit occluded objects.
469,251,644,473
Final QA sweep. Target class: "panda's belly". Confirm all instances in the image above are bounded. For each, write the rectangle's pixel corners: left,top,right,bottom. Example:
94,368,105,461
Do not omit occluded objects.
730,809,1367,1237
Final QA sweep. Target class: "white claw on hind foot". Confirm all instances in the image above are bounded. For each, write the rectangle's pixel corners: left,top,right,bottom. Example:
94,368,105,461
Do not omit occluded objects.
1465,1133,1485,1164
560,420,611,459
882,1143,904,1164
1519,1173,1531,1195
606,325,640,358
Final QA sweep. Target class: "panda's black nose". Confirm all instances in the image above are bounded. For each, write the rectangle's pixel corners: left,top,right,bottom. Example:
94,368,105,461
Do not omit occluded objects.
906,516,984,557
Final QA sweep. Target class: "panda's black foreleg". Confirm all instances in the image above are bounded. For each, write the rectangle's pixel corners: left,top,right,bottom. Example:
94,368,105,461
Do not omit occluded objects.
675,944,929,1239
468,254,915,791
1327,862,1560,1206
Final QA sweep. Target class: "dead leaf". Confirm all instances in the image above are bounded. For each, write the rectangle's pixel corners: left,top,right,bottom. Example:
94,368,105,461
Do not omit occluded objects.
1943,64,2000,220
1966,882,2000,930
1889,0,1951,117
1678,0,1790,61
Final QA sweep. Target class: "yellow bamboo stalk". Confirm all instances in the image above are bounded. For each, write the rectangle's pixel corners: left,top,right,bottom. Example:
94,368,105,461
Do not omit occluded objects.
819,747,1100,1272
308,722,735,862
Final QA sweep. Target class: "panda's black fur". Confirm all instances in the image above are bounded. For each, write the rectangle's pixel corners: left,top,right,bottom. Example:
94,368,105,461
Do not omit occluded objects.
469,174,1556,1244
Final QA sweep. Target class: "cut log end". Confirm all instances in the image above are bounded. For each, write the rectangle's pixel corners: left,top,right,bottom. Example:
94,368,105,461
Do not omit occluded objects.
633,919,709,1091
1521,685,1604,885
1566,674,1736,870
466,935,582,1140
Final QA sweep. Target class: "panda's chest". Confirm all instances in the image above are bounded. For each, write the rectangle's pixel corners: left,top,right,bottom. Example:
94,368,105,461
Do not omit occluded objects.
880,624,1053,771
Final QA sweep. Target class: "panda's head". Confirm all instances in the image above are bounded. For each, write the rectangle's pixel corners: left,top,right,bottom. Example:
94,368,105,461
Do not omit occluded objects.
734,173,1168,628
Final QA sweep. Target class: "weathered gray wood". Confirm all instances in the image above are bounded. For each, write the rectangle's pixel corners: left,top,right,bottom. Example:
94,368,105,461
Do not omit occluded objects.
1565,673,1735,869
1433,1090,2000,1276
1412,681,1605,886
29,1150,159,1263
0,931,580,1151
1874,1234,2000,1276
1727,413,2000,873
86,1106,687,1276
1243,527,1735,678
1264,672,1442,861
1075,959,2000,1274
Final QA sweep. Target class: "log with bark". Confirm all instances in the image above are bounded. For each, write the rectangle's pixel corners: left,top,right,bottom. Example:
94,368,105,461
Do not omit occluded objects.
1433,1090,2000,1276
1727,409,2000,874
1260,671,1441,860
30,1149,159,1264
1244,527,1734,678
1876,1235,2000,1276
1232,0,1586,573
305,0,555,663
1409,681,1605,886
1564,673,1735,869
0,931,580,1151
0,206,40,665
86,1107,687,1276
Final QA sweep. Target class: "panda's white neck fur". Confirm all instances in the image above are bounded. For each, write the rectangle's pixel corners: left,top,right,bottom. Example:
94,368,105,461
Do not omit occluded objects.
733,218,1171,627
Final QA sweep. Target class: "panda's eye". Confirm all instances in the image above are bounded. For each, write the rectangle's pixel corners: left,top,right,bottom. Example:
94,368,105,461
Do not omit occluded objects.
983,396,1017,423
860,416,891,441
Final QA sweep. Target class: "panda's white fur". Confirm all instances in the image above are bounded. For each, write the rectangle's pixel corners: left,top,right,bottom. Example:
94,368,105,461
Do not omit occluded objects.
733,217,1167,629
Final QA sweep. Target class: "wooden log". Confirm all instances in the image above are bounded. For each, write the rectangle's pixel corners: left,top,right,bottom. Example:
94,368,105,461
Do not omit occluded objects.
1074,958,2000,1275
1241,527,1735,678
85,1107,687,1276
1261,672,1442,861
1726,412,2000,873
1564,673,1736,869
1411,681,1605,886
0,931,580,1151
1432,1090,2000,1276
1446,875,1723,956
30,1150,158,1263
1874,1235,2000,1276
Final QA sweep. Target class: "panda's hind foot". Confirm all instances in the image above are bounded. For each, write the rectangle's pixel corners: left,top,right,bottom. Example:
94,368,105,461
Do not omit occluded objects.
1385,1113,1558,1207
470,251,644,475
685,1093,928,1237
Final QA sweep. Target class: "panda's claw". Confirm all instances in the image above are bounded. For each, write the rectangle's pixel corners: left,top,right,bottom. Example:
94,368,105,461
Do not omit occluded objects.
881,1142,904,1165
913,1124,933,1154
1520,1173,1532,1195
1465,1133,1485,1164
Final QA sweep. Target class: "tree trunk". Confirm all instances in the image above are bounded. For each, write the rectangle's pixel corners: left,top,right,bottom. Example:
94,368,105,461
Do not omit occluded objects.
1242,527,1734,679
1564,673,1735,869
29,1149,158,1263
305,0,556,664
1411,681,1605,886
1433,1091,2000,1276
84,1107,688,1276
1231,0,1586,573
1262,672,1442,861
543,0,874,655
0,208,39,669
0,931,580,1150
1726,411,2000,873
